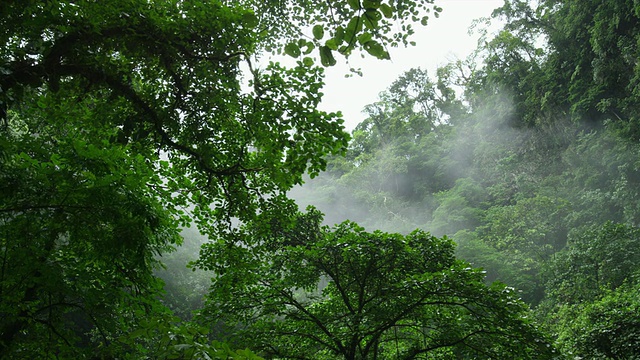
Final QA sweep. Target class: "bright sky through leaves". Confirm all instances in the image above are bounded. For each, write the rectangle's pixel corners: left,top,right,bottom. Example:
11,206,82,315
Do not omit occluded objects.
321,0,504,131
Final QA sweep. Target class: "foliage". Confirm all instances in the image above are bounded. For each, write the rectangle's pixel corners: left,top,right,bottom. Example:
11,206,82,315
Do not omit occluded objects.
489,0,640,133
113,311,263,360
0,0,439,357
0,108,180,357
7,0,640,357
553,283,640,360
545,222,640,305
349,67,462,160
155,227,214,321
289,2,640,358
476,198,569,304
243,0,443,66
197,209,556,359
430,178,487,237
560,128,640,229
454,230,539,305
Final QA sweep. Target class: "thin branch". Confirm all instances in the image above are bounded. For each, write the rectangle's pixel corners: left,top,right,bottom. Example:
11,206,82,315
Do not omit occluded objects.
275,287,348,356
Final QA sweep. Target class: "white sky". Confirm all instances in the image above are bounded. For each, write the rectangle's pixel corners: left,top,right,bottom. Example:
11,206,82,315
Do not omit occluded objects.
319,0,504,131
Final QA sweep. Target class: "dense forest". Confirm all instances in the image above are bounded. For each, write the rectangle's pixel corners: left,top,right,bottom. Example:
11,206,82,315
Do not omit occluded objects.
2,0,640,359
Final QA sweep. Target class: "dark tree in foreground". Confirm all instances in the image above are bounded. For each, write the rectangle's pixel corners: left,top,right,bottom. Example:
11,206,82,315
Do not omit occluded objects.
197,209,556,359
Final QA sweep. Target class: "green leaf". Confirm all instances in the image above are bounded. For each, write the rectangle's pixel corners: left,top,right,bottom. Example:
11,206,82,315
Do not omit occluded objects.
312,24,324,40
319,46,337,66
284,43,301,58
379,3,393,18
357,32,372,45
334,26,345,44
420,15,429,26
362,0,380,9
347,0,360,10
364,9,381,29
241,12,259,28
363,40,389,59
302,57,314,67
325,38,339,50
50,153,62,166
301,40,315,55
338,45,352,55
345,16,363,42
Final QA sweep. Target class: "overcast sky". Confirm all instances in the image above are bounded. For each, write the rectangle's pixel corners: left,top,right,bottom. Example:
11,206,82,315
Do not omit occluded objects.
319,0,504,131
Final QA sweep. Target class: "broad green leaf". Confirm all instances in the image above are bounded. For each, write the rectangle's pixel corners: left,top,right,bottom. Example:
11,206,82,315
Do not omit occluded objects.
363,40,389,59
301,40,315,54
312,24,325,40
302,57,314,67
364,9,381,29
357,32,372,45
325,38,339,50
284,42,301,57
347,0,360,10
241,12,259,28
334,26,345,44
319,46,337,66
338,45,352,55
379,3,393,18
345,16,363,42
362,0,380,9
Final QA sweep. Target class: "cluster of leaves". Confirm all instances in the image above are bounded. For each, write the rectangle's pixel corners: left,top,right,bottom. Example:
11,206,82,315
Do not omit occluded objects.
272,0,443,67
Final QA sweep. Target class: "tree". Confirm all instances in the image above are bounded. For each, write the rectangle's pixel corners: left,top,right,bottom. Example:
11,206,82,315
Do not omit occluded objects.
350,68,458,158
197,209,556,359
553,282,640,360
0,108,180,357
429,177,487,237
532,222,640,359
545,222,640,305
1,0,438,356
454,230,540,304
485,0,640,134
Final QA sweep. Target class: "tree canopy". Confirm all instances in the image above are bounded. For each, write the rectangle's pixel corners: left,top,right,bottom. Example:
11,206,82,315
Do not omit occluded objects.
7,0,640,358
198,208,555,359
0,0,441,357
290,0,640,358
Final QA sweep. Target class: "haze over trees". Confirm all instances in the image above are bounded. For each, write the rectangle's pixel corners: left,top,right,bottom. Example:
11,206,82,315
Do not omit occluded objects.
294,0,640,358
2,0,639,359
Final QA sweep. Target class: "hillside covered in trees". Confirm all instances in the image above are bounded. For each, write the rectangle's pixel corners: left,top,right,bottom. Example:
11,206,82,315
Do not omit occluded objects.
293,1,640,358
2,0,640,359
